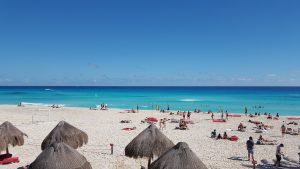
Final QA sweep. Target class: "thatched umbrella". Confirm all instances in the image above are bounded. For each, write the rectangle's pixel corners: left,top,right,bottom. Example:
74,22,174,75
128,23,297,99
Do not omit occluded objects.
149,142,208,169
41,121,88,150
125,123,174,168
29,142,92,169
0,121,27,154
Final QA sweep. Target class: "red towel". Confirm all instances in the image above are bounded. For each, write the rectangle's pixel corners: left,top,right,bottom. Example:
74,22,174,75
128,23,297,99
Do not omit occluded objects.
0,157,19,165
287,117,300,120
146,117,158,122
230,136,239,141
228,114,241,117
213,119,226,122
121,128,135,131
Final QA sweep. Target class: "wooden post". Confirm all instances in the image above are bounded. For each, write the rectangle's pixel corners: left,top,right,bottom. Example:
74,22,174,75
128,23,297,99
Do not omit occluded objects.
110,143,114,155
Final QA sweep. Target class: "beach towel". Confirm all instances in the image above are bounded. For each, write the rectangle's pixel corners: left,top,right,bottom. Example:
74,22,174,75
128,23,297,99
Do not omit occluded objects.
213,119,226,122
228,114,242,117
230,136,239,141
146,117,158,122
121,128,136,131
0,157,19,165
287,117,300,120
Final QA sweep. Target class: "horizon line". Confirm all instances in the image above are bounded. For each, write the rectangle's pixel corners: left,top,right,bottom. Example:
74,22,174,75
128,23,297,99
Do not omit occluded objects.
0,85,300,87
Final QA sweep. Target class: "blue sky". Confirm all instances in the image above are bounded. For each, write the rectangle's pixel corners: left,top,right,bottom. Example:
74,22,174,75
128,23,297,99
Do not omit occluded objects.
0,0,300,86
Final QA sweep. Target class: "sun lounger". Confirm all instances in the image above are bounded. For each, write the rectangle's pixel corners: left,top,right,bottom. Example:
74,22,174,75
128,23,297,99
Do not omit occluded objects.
171,119,179,123
287,117,300,120
213,119,226,122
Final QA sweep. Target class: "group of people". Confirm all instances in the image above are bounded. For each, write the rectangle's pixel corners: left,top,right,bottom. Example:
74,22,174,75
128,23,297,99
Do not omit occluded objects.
100,103,108,110
211,129,230,140
246,137,285,167
159,118,167,130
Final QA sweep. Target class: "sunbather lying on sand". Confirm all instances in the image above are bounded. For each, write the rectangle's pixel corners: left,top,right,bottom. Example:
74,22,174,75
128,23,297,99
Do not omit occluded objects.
120,120,131,123
258,135,276,143
238,123,246,131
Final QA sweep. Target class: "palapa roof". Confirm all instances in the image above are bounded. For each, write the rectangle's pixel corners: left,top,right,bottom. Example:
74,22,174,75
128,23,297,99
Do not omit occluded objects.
29,142,92,169
149,142,208,169
125,123,174,159
0,121,27,152
41,121,88,150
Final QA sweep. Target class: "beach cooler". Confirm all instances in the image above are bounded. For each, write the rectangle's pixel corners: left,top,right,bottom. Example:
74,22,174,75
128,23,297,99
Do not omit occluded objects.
230,136,239,141
0,154,19,165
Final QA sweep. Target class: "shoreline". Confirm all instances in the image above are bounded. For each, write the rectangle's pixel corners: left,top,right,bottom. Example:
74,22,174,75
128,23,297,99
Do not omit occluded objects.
0,103,299,117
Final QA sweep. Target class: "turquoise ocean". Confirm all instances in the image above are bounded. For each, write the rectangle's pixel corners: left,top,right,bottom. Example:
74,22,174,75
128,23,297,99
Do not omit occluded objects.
0,86,299,116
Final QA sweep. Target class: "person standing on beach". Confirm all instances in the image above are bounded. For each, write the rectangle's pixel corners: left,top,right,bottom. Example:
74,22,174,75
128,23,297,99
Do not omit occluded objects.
245,107,248,116
221,111,224,119
211,112,214,120
274,144,284,167
137,105,139,112
246,137,254,161
187,111,191,119
225,111,228,120
281,124,286,137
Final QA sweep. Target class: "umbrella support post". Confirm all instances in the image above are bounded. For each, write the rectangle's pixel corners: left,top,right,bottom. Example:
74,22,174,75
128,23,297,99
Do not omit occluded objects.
6,147,9,155
110,144,114,155
147,157,151,168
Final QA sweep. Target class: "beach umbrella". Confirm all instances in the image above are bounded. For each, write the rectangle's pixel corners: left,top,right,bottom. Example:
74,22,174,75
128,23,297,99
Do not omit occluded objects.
125,123,174,168
149,142,208,169
41,121,88,150
0,121,27,154
29,142,92,169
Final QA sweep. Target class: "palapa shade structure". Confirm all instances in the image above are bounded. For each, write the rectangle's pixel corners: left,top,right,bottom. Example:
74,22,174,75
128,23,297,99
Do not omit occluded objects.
29,142,92,169
41,121,88,150
149,142,208,169
0,121,27,154
125,123,174,168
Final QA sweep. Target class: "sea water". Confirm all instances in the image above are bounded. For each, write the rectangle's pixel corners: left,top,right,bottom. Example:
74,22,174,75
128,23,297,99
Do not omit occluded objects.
0,86,299,116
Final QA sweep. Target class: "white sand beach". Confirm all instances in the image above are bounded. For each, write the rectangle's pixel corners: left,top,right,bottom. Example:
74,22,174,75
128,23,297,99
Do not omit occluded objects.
0,105,299,169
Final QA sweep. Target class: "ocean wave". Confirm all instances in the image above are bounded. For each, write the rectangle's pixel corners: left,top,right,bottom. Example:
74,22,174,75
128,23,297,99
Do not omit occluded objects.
21,102,64,107
5,91,27,95
180,99,199,102
289,94,300,98
44,88,54,91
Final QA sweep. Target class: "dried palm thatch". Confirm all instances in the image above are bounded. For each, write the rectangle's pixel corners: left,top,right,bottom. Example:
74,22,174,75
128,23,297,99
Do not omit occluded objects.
125,123,174,167
149,142,208,169
29,142,92,169
0,121,27,153
41,121,88,150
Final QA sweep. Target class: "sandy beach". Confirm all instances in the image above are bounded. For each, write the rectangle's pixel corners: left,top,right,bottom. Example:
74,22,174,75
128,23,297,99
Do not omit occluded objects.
0,105,299,169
